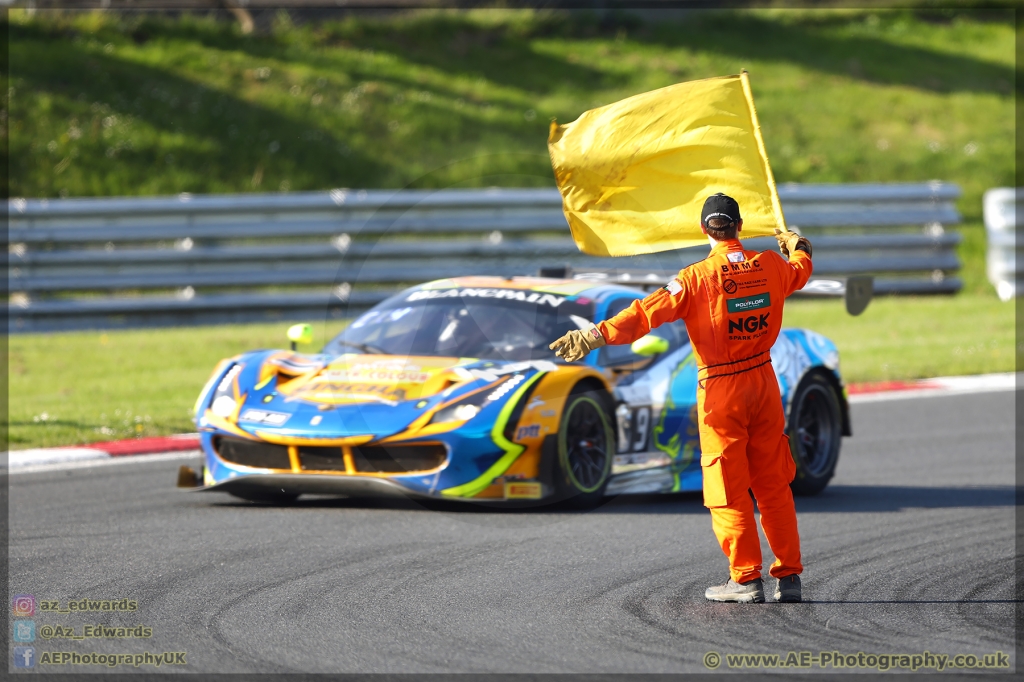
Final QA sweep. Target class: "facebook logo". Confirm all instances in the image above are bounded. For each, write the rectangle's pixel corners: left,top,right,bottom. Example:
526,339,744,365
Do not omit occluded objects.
12,620,35,642
13,646,35,668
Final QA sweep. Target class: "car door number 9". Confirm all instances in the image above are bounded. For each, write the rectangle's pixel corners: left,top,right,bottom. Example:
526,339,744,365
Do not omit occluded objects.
616,406,651,453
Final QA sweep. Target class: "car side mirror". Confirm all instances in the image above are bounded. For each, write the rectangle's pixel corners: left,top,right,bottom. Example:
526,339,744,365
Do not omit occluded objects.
631,334,669,357
287,323,313,351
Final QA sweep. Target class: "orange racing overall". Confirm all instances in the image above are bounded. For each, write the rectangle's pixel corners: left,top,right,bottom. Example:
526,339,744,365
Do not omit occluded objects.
597,239,812,583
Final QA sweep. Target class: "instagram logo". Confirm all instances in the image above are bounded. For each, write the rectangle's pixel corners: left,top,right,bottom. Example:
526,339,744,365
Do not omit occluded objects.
12,594,35,617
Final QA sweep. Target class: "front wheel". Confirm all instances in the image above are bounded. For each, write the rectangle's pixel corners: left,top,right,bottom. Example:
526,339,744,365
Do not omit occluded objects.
556,389,614,507
787,370,842,496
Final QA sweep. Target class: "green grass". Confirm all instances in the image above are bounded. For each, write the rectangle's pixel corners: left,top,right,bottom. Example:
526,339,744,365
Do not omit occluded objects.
8,294,1016,450
7,319,347,450
782,294,1016,382
6,8,1018,292
5,9,1018,449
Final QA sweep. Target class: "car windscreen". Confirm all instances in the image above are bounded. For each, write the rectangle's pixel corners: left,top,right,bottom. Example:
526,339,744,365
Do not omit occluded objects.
324,287,595,361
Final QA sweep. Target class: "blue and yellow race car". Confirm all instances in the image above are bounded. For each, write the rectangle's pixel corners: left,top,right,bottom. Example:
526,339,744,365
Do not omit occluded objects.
184,275,856,505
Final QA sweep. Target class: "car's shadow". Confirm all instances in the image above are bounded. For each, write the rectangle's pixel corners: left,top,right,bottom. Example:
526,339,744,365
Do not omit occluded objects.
795,484,1019,513
210,491,706,514
209,484,1020,514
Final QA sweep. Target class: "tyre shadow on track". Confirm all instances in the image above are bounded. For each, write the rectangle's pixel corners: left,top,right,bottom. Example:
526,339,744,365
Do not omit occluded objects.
208,485,1018,513
793,485,1019,513
800,599,1021,604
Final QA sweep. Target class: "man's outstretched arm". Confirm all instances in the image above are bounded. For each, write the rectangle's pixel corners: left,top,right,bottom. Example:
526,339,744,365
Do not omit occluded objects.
550,278,690,362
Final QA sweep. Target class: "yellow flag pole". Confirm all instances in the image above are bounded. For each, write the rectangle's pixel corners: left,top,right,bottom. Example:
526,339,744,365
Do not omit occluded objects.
740,70,789,234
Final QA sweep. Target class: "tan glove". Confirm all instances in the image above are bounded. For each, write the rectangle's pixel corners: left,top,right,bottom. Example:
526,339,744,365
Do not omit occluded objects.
775,228,812,258
549,325,606,362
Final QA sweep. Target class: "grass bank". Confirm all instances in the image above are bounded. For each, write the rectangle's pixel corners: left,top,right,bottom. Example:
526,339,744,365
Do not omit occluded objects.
781,295,1016,382
8,319,346,450
8,294,1015,450
8,8,1017,293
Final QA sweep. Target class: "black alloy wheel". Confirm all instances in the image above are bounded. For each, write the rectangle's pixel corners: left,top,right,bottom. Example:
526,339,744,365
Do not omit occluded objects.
788,370,843,496
557,389,614,506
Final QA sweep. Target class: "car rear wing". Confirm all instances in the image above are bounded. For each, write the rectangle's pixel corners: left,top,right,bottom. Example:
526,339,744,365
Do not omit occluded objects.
790,276,873,316
538,266,873,316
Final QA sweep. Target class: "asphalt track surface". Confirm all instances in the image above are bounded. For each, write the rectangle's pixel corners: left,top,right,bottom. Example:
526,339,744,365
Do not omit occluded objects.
9,390,1018,675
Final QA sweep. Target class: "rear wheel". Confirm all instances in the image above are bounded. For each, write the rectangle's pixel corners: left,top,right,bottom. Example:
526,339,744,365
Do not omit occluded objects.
556,388,614,507
788,370,842,496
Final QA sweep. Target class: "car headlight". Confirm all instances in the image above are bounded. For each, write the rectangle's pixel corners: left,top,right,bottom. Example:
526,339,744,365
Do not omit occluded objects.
204,363,242,418
211,395,238,418
429,374,526,425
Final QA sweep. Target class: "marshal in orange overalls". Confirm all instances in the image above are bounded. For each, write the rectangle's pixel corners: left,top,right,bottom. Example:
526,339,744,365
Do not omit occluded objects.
597,240,812,583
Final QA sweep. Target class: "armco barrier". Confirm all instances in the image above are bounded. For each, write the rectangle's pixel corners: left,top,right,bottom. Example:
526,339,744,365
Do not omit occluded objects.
8,183,962,332
983,187,1021,301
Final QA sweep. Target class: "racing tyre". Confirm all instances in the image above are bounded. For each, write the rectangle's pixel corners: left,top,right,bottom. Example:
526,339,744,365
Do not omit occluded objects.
787,370,842,496
229,490,300,504
556,388,615,508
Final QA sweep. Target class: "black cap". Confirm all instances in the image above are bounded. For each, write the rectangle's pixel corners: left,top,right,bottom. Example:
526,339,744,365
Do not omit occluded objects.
701,193,741,226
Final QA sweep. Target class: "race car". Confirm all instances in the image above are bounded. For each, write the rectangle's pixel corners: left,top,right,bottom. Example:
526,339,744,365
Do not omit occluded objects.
181,275,857,505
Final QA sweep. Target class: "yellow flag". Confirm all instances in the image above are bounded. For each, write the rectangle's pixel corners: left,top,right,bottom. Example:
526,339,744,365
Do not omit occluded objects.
547,72,787,257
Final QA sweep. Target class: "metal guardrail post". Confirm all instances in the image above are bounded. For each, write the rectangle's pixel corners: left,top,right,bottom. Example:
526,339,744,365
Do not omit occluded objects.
983,188,1021,301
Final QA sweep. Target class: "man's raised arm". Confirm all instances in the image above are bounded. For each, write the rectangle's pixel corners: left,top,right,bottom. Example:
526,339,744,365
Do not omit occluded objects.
774,229,814,296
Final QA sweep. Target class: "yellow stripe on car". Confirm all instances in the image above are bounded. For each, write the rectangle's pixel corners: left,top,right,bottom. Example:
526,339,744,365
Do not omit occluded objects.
440,372,545,498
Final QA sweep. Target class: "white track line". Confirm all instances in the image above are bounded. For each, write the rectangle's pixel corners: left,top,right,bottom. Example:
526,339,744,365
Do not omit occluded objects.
4,448,110,469
849,372,1019,404
6,374,1018,473
7,450,203,476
